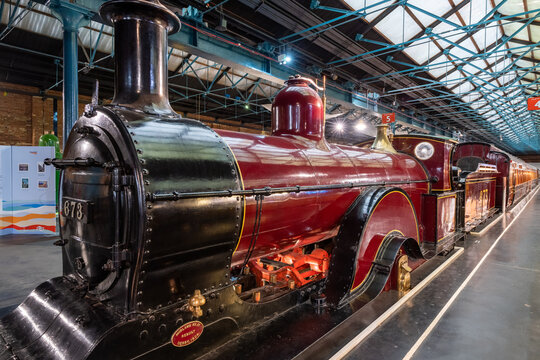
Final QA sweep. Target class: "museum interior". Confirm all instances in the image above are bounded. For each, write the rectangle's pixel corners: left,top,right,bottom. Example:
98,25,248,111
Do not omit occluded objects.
0,1,539,359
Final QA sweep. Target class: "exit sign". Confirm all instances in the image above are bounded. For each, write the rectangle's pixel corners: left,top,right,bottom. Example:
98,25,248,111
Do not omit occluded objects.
382,113,395,124
527,96,540,110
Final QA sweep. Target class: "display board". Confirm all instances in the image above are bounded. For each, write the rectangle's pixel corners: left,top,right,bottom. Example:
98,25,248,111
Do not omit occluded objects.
0,146,13,235
0,146,56,235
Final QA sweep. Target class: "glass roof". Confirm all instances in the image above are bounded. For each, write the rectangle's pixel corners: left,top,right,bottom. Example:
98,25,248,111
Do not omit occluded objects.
344,0,540,152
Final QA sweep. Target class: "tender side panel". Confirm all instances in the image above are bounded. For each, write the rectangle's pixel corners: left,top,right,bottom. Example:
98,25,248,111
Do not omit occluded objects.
487,151,510,208
421,193,457,244
464,174,496,229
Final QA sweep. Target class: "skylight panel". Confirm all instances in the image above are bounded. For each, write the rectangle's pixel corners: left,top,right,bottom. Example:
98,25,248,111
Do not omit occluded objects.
473,0,495,23
494,0,525,16
491,89,506,98
507,88,521,97
406,0,452,27
472,25,501,51
441,68,463,85
431,14,463,45
375,6,422,43
402,39,440,64
502,22,530,42
462,59,489,76
521,78,539,86
487,115,500,123
506,40,531,56
514,59,534,68
427,64,450,78
452,81,474,94
499,73,517,86
469,100,484,108
425,51,448,69
345,0,395,22
491,60,509,75
446,44,474,62
522,72,536,81
531,24,540,42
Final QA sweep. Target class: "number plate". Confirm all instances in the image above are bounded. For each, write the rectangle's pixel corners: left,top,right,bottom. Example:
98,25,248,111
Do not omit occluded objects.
62,197,93,223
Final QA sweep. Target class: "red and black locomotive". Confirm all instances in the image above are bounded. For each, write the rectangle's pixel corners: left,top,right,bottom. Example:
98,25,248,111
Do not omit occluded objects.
0,1,537,359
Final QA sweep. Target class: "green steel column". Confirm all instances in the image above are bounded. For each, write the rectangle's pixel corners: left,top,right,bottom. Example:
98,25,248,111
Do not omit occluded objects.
48,0,92,147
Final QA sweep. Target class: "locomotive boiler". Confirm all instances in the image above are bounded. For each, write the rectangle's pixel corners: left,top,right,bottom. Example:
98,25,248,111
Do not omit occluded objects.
1,1,536,359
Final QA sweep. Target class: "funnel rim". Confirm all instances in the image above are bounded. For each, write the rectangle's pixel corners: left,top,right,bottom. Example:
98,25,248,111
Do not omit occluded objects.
99,0,180,34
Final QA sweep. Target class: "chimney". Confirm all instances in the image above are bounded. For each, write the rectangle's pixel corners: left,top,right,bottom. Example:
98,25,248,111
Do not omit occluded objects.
371,124,397,153
99,0,180,115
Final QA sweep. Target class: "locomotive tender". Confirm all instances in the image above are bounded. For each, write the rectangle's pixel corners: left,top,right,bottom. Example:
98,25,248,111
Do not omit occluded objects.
0,1,538,359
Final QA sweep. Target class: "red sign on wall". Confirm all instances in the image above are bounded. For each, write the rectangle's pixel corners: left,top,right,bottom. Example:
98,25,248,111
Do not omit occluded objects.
527,97,540,110
381,113,395,124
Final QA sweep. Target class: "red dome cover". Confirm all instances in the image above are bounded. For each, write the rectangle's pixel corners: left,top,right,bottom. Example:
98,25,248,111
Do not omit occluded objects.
272,77,324,140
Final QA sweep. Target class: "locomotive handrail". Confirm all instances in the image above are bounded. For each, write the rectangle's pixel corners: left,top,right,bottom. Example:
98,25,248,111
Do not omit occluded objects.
44,157,103,168
146,179,431,201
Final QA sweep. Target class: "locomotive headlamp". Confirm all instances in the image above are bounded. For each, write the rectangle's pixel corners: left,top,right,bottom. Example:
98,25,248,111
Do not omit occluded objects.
414,142,435,160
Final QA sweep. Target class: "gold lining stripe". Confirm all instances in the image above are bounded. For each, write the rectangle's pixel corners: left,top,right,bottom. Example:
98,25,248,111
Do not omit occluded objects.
437,194,457,200
396,136,458,144
466,178,496,184
223,141,246,254
437,232,454,243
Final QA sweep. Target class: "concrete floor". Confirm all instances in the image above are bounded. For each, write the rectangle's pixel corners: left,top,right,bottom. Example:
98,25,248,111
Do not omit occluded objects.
0,234,60,318
342,190,540,360
413,193,540,360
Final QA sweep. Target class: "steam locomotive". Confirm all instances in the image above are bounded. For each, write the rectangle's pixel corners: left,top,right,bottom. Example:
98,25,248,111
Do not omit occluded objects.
0,1,537,359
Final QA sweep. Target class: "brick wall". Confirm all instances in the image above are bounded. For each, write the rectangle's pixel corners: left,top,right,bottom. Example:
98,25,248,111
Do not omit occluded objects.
0,82,93,147
0,83,34,146
0,81,269,150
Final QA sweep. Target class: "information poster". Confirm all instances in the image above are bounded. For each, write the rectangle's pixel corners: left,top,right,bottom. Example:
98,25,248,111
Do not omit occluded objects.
0,146,56,235
0,146,13,235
